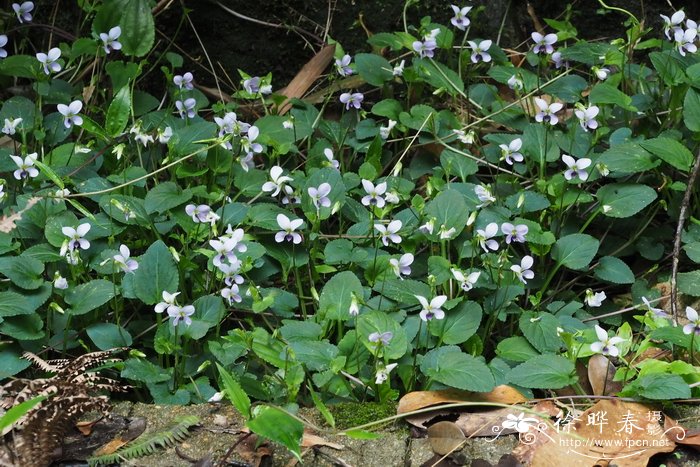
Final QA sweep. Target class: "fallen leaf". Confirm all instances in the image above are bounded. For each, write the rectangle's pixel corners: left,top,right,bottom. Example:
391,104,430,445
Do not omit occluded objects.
427,421,466,455
398,385,527,415
665,415,700,450
92,417,147,456
277,44,336,115
513,399,675,466
301,430,344,450
76,418,100,436
234,432,271,467
588,355,622,396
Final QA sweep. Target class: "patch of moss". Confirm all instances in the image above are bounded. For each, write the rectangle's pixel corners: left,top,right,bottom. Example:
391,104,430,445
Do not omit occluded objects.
328,401,398,430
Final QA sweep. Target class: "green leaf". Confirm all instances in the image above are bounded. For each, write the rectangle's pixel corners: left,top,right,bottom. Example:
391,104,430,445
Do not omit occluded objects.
597,183,657,218
496,336,539,362
685,88,700,132
430,301,481,345
0,349,31,378
169,121,216,157
552,233,599,270
519,312,564,353
121,357,171,383
356,310,408,360
0,96,35,132
247,406,304,461
620,374,691,400
0,291,39,318
354,53,394,86
86,323,132,350
0,256,44,290
597,143,658,174
371,99,403,120
372,278,431,304
343,429,381,439
440,148,478,181
684,242,700,263
588,83,633,109
119,0,155,57
541,75,587,102
507,354,576,389
318,271,363,321
640,137,694,172
144,182,193,214
413,58,464,96
216,363,251,419
133,240,179,305
594,256,635,284
650,51,685,86
679,270,700,297
65,280,117,315
105,85,131,137
424,189,469,238
420,346,495,392
0,396,46,436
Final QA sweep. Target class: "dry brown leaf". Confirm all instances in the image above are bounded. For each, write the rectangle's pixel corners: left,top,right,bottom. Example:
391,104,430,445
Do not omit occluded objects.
75,419,99,436
301,430,344,450
398,385,527,415
455,407,521,437
0,197,40,233
427,421,466,455
665,415,700,450
234,433,271,467
512,399,675,467
588,355,622,396
277,44,336,115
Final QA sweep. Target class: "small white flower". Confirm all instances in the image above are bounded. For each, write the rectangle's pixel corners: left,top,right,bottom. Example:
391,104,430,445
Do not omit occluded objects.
675,28,698,56
262,166,293,197
574,104,600,132
2,117,22,135
661,10,686,40
175,98,197,119
385,191,400,204
562,154,592,182
308,183,332,209
592,66,610,81
100,26,122,54
683,306,700,335
531,32,557,54
361,179,387,208
379,119,397,139
36,47,61,75
281,185,301,205
221,284,243,305
585,289,606,307
12,2,33,23
590,325,625,357
155,290,180,314
157,126,173,144
511,255,534,284
10,153,38,180
53,272,68,290
501,222,528,244
375,363,398,384
349,294,360,316
474,185,495,208
57,100,83,129
275,214,303,244
323,148,340,170
534,97,563,125
185,204,212,223
53,188,70,203
208,392,224,403
475,222,499,252
502,413,539,433
419,218,435,235
641,296,668,318
416,295,447,321
467,39,492,63
61,223,91,251
507,75,523,91
369,331,393,345
450,5,472,31
392,59,405,76
454,129,475,144
113,244,138,273
451,268,480,292
439,225,456,240
499,138,523,165
374,220,402,246
173,72,194,90
389,253,413,278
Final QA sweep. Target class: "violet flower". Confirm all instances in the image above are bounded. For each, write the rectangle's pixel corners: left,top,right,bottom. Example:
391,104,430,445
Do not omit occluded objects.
501,222,528,244
57,100,83,128
562,154,592,182
661,10,686,40
261,166,292,197
684,307,700,335
361,179,387,208
468,40,492,63
374,220,402,246
222,284,242,305
323,148,340,170
168,304,195,326
416,295,447,322
173,72,194,90
100,26,122,54
339,92,363,110
590,325,625,357
176,98,197,119
369,331,393,346
451,269,480,292
574,104,600,131
474,185,495,208
511,255,534,284
450,5,472,30
308,183,332,209
0,35,8,59
476,222,499,252
12,2,33,23
335,54,353,77
275,213,303,244
2,117,22,135
36,47,61,75
113,244,138,273
534,97,563,125
10,153,38,180
585,289,606,307
62,223,91,251
209,237,237,268
499,138,523,165
155,291,180,314
531,32,557,54
185,204,212,223
390,253,413,279
675,28,698,56
412,37,437,58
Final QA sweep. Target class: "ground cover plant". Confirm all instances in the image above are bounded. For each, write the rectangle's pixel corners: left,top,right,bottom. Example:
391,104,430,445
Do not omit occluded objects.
1,0,700,460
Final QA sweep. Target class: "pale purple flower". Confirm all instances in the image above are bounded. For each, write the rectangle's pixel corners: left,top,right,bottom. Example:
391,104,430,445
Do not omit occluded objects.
155,291,180,314
281,185,301,205
239,153,255,172
574,105,600,131
686,19,700,36
10,153,38,180
157,126,173,144
419,218,435,235
475,185,495,208
0,35,8,59
335,54,353,77
389,253,413,278
590,325,625,357
221,284,242,305
261,165,292,197
275,213,303,244
476,222,499,252
209,237,237,268
241,126,263,157
2,117,22,135
243,76,271,95
61,223,91,251
467,40,492,63
36,47,61,75
308,183,331,209
451,269,480,292
323,148,340,170
562,154,592,181
130,124,154,147
175,98,197,119
499,138,523,165
361,179,387,208
661,11,686,40
593,66,610,81
507,75,523,91
221,225,247,253
57,100,83,129
531,32,557,54
349,294,360,316
339,92,363,110
551,51,567,69
511,255,534,284
675,28,697,56
53,273,68,290
12,2,33,23
168,304,195,326
585,289,606,307
173,72,194,90
501,222,528,243
369,331,393,345
412,38,437,58
185,204,212,223
416,295,447,322
450,5,472,30
642,296,668,318
113,244,138,273
683,306,700,335
534,97,563,125
375,220,402,246
375,363,398,384
219,261,244,286
100,26,122,54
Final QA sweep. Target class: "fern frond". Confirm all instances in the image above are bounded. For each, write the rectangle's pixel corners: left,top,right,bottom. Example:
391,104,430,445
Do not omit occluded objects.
87,415,200,466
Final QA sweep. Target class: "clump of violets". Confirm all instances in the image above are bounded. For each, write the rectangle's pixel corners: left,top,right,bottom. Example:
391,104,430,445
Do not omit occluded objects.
339,92,363,110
